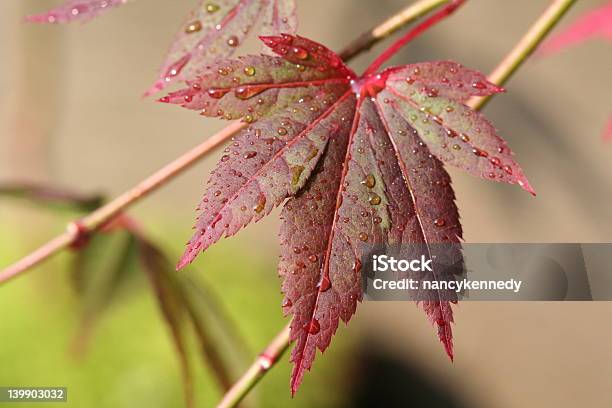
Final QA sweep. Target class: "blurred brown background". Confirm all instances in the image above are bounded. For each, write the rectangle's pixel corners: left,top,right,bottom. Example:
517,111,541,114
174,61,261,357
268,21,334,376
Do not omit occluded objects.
1,1,612,407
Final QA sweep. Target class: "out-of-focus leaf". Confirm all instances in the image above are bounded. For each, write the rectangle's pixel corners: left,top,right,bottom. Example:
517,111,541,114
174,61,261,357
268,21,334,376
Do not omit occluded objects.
0,183,103,213
179,275,250,388
71,228,141,352
137,238,195,408
71,224,243,405
539,1,612,55
605,117,612,141
539,2,612,142
26,0,131,24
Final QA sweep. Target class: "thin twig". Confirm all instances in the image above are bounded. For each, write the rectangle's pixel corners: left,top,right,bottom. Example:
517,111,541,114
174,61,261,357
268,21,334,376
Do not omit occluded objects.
468,0,577,110
214,1,579,406
363,0,466,76
0,121,246,284
0,0,459,285
339,0,452,61
215,323,291,408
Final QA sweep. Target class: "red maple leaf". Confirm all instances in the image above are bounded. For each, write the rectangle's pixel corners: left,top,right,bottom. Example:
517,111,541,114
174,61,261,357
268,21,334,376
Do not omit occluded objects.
539,1,612,55
160,3,533,394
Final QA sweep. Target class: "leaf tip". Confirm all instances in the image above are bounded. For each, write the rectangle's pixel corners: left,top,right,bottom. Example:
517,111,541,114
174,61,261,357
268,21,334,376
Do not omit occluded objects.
518,179,536,196
25,14,53,24
437,321,454,361
289,357,308,397
176,252,194,271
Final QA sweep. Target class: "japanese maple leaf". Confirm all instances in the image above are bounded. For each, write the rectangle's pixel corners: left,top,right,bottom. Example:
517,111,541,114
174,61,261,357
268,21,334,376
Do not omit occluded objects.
146,0,297,95
26,0,130,24
539,1,612,55
160,0,533,390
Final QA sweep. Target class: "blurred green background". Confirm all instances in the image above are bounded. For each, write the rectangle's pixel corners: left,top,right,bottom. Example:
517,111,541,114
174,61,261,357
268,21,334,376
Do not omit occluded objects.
1,0,612,407
0,208,352,408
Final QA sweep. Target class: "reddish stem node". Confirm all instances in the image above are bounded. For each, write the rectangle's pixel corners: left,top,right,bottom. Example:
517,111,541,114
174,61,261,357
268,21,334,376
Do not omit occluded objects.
67,221,90,250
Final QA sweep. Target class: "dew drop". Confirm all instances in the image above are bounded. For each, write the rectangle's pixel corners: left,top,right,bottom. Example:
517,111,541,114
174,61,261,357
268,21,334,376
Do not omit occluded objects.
472,81,486,90
426,87,439,97
292,47,309,60
235,85,265,100
358,232,369,242
184,20,202,34
243,151,257,159
503,165,513,175
254,194,266,213
373,216,382,224
164,55,190,82
308,254,318,263
361,174,376,188
282,298,292,308
369,193,382,206
473,148,488,157
446,129,458,138
221,154,230,162
277,127,288,136
227,35,239,47
434,218,446,227
243,66,256,76
205,2,220,13
207,87,229,99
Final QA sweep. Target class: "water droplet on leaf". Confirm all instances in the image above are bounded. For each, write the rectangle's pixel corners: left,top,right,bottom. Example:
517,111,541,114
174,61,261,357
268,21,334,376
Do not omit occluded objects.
205,2,220,13
361,174,376,188
369,193,381,205
185,20,202,34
